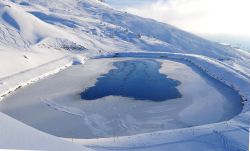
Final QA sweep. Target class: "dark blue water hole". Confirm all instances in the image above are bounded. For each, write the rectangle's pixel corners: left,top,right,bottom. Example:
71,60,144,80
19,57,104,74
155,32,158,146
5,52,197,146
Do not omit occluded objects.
81,59,182,101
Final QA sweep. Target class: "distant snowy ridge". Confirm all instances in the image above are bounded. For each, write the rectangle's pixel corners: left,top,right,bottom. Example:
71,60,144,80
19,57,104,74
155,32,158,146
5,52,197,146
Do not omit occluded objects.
0,0,249,75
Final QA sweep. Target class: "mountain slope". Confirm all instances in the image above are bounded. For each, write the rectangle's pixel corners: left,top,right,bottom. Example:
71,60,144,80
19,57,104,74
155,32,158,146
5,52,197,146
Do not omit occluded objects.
0,0,249,151
1,0,248,58
1,0,249,75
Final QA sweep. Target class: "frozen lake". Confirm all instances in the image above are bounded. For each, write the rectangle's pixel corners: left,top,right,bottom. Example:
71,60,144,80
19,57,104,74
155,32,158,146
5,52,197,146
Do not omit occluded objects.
0,58,243,139
81,59,181,101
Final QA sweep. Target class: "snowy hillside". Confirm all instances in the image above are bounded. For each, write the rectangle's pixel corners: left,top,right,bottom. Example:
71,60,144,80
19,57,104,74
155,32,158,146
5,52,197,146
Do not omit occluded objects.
0,0,249,150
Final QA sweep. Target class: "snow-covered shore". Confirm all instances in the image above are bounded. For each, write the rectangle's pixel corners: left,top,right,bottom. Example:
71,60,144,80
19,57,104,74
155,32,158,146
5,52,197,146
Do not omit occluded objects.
0,51,249,151
97,52,250,106
0,56,242,140
72,52,250,150
0,112,93,151
0,54,73,100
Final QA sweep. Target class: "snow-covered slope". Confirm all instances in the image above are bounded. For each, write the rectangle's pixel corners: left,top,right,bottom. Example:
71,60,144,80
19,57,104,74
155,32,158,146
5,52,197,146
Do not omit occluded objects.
0,0,249,150
1,0,249,75
0,112,93,151
0,2,74,46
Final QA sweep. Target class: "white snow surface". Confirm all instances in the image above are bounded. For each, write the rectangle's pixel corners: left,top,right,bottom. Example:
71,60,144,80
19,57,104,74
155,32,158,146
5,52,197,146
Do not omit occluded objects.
0,112,93,151
0,58,242,140
0,0,249,150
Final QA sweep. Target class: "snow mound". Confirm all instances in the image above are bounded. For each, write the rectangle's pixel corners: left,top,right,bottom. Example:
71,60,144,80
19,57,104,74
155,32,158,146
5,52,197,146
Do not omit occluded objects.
37,38,86,52
0,1,78,48
0,112,93,151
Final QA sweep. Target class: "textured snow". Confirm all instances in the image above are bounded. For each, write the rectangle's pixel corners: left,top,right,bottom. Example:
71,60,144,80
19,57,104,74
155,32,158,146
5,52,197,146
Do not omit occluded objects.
0,0,249,150
0,112,93,151
0,58,242,140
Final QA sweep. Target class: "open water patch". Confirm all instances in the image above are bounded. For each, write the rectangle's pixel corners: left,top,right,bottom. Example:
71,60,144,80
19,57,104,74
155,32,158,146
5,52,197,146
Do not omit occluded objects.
81,59,182,101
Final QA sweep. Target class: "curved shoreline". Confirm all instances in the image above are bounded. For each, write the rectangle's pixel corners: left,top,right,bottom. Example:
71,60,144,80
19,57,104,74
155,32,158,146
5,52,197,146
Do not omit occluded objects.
0,54,244,139
0,52,249,151
95,52,248,105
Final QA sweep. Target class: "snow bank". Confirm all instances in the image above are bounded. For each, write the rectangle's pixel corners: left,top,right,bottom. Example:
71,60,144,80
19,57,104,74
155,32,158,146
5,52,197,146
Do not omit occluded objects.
75,120,248,151
0,112,93,151
0,55,74,100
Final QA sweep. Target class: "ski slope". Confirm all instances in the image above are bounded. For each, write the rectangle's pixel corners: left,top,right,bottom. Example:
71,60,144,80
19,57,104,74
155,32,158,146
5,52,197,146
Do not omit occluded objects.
0,0,249,150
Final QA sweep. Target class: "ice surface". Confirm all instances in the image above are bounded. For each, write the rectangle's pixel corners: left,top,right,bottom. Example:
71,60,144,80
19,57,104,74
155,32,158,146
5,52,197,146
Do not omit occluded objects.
81,59,181,101
0,58,242,139
0,0,249,150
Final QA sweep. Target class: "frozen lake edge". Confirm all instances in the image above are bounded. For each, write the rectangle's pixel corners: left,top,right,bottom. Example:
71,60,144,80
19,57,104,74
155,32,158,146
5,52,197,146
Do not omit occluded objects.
0,54,244,139
0,52,249,151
